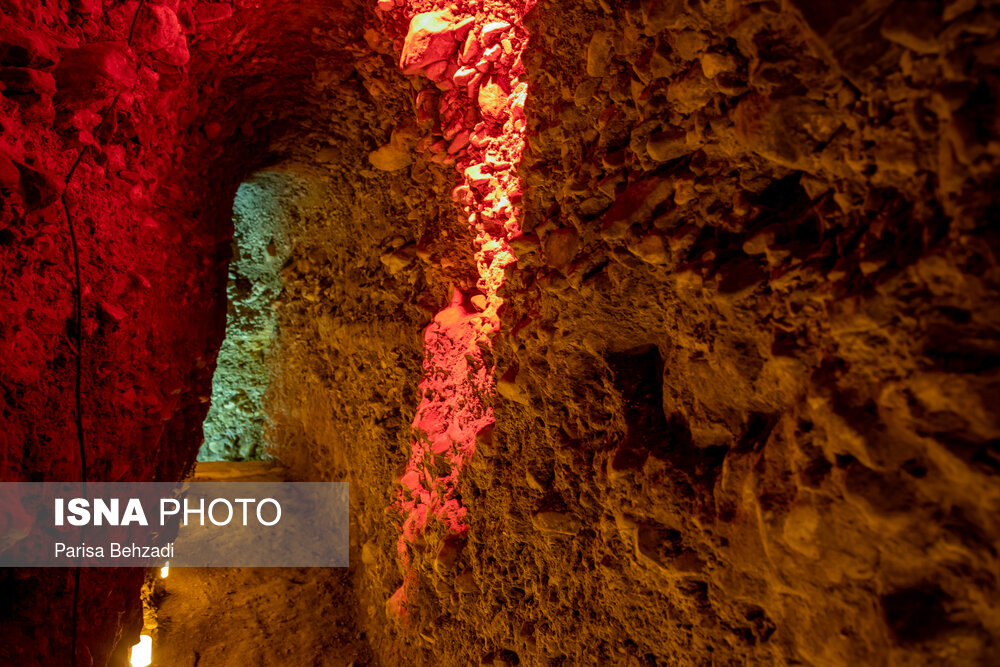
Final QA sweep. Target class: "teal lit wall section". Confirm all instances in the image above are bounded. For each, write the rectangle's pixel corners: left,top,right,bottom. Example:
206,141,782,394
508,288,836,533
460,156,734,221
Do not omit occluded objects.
198,172,300,461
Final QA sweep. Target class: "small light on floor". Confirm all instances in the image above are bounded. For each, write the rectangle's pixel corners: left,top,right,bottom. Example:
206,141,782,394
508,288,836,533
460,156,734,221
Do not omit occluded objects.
129,634,152,667
160,562,169,578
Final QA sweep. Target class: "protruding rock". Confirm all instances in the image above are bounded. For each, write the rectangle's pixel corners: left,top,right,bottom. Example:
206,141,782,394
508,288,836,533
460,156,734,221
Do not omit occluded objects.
0,31,59,69
544,228,579,271
132,4,182,54
790,0,897,85
669,30,709,62
478,79,507,120
464,163,496,191
601,175,674,239
641,0,686,34
497,364,528,405
453,65,477,87
0,68,56,97
380,243,417,274
880,0,942,55
734,93,838,170
586,32,614,77
432,537,464,575
15,160,62,211
631,233,669,265
460,31,482,65
369,143,411,170
54,42,136,109
369,126,417,171
70,0,102,17
155,35,190,66
98,301,127,322
481,22,510,47
646,128,688,162
532,510,581,535
399,10,474,77
470,294,487,311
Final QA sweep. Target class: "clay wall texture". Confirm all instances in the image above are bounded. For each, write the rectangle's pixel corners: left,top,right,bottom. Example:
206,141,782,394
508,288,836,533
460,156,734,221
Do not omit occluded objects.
1,0,998,664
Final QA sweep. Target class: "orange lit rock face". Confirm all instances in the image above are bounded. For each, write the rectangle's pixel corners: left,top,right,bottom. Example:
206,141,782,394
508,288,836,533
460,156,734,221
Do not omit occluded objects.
3,0,1000,666
380,0,534,620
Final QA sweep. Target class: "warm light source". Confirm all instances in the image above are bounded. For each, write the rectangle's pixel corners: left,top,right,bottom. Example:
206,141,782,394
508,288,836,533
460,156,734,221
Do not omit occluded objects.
160,561,169,578
129,634,152,667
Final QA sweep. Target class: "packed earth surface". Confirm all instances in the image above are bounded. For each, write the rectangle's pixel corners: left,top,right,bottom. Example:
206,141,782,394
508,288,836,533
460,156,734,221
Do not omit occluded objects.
1,0,999,665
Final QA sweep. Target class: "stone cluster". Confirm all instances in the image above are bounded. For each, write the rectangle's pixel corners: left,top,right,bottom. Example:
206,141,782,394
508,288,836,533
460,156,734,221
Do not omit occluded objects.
373,0,535,623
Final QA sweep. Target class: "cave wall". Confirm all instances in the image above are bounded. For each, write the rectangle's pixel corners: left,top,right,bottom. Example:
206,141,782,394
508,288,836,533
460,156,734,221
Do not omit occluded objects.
0,0,388,663
480,0,1000,663
269,0,1000,666
1,0,999,664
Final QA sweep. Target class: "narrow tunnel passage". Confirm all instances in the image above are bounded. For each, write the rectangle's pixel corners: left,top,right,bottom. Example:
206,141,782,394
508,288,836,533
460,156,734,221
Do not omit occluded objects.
199,172,296,462
137,171,375,664
2,0,1000,665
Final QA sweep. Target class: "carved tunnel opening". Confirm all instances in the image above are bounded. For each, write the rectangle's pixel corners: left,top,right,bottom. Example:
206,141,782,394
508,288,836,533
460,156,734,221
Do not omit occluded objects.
198,171,297,462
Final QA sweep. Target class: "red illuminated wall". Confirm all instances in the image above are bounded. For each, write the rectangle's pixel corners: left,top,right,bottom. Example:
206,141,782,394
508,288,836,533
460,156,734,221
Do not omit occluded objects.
1,0,369,662
374,0,536,620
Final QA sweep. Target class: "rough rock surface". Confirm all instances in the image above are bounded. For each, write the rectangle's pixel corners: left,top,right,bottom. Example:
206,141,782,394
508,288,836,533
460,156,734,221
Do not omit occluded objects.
2,0,999,665
273,0,1000,665
199,173,294,461
0,0,391,663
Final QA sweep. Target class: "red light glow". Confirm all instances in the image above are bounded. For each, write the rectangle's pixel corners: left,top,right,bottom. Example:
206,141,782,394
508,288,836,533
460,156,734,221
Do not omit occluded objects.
380,0,535,620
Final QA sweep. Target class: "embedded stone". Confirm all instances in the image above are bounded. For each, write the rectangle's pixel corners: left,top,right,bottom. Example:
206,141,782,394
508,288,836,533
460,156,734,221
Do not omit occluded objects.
601,175,674,239
632,233,669,265
369,142,411,171
0,153,19,188
532,510,581,535
497,365,528,405
0,68,56,97
0,31,59,69
155,35,190,66
132,4,182,54
544,228,579,271
700,52,737,79
666,63,715,114
54,42,136,107
399,10,475,76
15,160,63,211
369,126,417,171
380,243,417,274
478,79,507,120
586,32,614,77
880,0,942,55
481,21,510,47
646,128,689,162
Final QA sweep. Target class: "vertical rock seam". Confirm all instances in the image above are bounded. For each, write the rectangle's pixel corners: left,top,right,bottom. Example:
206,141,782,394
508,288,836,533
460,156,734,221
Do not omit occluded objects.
378,0,535,620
